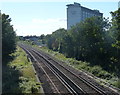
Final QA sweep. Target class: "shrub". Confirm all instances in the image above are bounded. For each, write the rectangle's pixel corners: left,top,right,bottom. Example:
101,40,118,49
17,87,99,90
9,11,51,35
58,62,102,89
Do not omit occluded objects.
114,79,120,88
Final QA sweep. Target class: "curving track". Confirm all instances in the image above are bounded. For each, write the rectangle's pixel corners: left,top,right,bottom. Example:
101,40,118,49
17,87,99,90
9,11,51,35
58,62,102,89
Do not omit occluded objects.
19,43,119,95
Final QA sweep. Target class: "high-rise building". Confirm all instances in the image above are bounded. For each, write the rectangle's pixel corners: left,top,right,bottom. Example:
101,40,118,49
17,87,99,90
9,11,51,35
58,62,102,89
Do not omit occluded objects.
118,1,120,8
66,2,103,30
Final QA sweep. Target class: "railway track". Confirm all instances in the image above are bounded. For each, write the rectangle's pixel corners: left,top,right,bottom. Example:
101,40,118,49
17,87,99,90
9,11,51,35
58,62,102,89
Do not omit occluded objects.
20,45,72,93
19,43,119,94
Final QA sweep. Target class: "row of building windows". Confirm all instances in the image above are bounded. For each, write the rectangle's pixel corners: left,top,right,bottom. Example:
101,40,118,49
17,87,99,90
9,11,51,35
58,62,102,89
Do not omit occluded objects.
82,11,99,20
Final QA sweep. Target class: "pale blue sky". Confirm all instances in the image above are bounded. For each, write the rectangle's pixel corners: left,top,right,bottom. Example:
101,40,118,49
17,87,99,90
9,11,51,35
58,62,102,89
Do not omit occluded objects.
1,1,119,36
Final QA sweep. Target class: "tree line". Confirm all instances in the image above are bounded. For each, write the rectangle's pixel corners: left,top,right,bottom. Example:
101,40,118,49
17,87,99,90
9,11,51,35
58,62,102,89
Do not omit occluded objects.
2,13,16,62
43,9,120,76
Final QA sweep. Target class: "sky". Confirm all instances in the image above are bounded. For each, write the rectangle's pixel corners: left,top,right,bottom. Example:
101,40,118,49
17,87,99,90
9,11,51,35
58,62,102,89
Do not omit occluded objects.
0,0,119,36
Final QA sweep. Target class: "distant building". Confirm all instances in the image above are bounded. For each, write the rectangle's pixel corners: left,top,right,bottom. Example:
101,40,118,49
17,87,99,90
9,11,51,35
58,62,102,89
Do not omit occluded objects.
66,2,103,30
118,1,120,8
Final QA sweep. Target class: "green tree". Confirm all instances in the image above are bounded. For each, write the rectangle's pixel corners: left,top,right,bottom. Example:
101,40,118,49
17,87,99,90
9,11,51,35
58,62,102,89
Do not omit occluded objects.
40,34,45,39
110,8,120,76
110,8,120,48
45,34,54,49
2,13,16,61
45,28,67,52
52,28,67,52
64,17,111,65
62,32,74,58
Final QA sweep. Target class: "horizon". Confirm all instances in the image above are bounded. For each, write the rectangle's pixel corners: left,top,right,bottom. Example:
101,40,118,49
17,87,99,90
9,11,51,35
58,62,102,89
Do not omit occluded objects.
1,1,119,36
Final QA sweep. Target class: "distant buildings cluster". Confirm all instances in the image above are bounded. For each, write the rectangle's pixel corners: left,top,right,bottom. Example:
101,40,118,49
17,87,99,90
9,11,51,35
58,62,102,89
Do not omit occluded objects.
19,36,46,46
66,2,103,30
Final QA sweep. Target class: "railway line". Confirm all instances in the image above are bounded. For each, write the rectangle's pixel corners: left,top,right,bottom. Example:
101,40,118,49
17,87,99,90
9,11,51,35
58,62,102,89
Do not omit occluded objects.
19,43,119,94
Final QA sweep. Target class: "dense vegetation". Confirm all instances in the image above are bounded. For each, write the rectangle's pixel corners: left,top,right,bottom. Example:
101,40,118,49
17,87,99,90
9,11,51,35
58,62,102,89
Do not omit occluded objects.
19,8,120,89
43,9,120,78
2,13,41,93
2,13,16,62
22,40,120,88
31,44,120,88
2,46,41,93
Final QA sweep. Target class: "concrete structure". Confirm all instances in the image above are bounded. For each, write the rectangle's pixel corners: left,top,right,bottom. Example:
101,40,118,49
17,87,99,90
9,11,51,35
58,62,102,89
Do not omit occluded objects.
67,2,103,30
118,1,120,8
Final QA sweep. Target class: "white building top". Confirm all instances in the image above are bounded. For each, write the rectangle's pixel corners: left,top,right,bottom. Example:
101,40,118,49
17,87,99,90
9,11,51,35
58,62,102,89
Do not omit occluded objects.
66,2,103,30
118,1,120,8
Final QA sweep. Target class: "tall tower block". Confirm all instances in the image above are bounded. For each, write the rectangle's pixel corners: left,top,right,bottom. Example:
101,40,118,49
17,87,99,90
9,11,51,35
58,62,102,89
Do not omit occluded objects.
67,2,81,30
66,2,103,30
118,1,120,8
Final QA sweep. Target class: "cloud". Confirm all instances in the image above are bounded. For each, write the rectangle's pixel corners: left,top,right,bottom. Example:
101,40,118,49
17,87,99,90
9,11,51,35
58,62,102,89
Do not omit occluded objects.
32,18,67,24
14,18,67,36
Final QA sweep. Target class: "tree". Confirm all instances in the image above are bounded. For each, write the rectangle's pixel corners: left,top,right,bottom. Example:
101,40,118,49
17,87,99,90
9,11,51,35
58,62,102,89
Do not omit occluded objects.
2,13,16,61
63,17,111,66
45,28,67,52
40,34,45,39
110,8,120,47
44,15,119,75
51,28,67,52
110,8,120,75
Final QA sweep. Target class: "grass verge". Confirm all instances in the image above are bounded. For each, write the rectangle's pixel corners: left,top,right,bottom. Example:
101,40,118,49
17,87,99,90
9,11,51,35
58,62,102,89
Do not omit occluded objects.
2,46,41,93
38,47,120,89
21,41,120,90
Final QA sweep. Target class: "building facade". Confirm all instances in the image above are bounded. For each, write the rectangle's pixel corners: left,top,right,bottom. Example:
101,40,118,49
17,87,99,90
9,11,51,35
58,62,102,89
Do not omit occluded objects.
118,1,120,8
67,2,103,30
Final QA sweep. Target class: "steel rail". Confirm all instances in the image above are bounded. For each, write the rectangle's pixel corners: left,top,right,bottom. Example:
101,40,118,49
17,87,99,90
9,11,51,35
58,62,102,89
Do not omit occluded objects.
19,44,86,94
19,44,112,94
30,50,81,94
32,48,107,95
19,45,61,93
31,50,86,94
20,44,84,94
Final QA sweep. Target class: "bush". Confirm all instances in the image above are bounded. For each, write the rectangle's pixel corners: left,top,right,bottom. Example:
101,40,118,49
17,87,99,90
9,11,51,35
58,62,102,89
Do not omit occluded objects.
114,79,120,88
98,71,112,79
90,66,102,75
89,66,112,79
